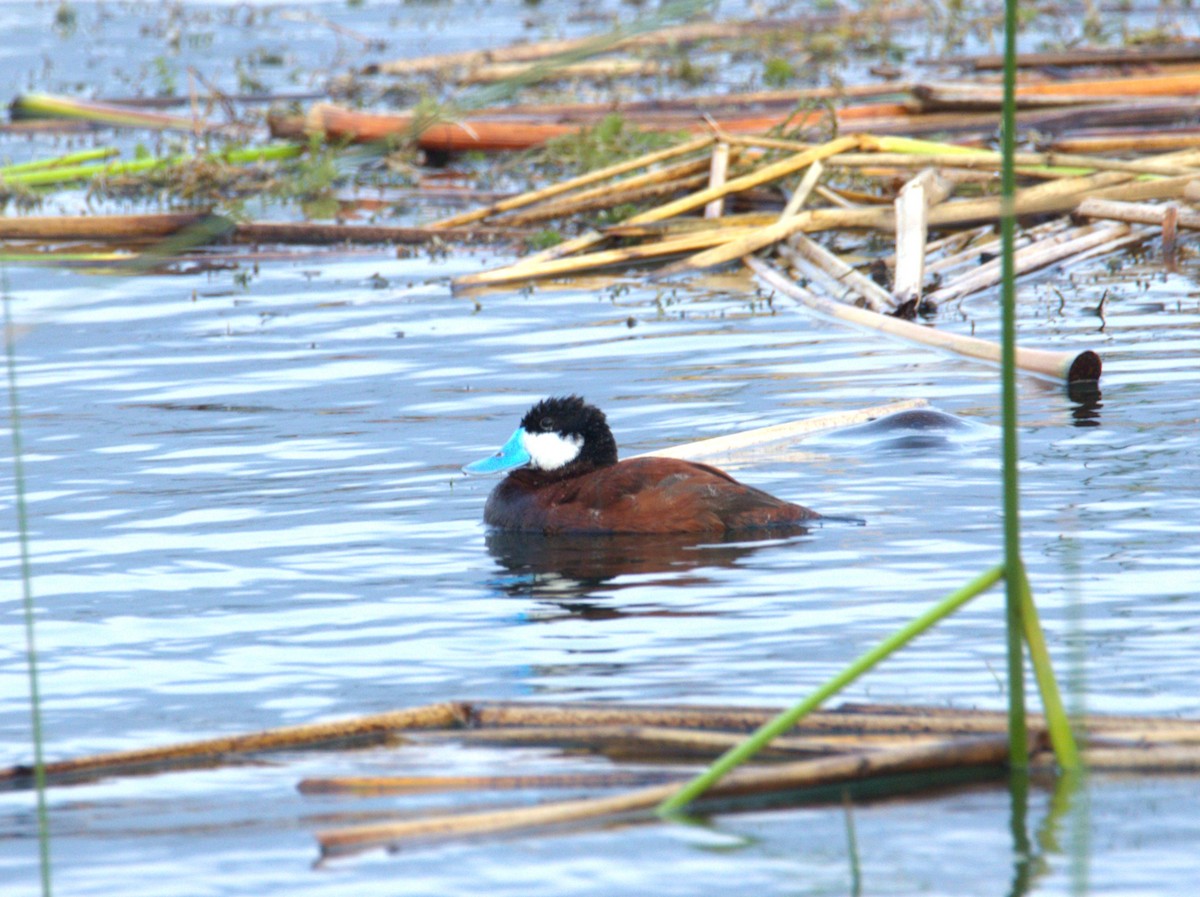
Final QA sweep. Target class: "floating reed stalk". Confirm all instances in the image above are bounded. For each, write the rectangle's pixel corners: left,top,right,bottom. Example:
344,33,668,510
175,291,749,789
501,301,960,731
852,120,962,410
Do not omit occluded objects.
317,735,1011,856
232,221,525,246
299,769,682,795
0,147,119,176
0,213,214,241
926,222,1131,305
428,134,714,229
11,92,214,132
0,702,467,784
1076,197,1200,229
748,257,1100,382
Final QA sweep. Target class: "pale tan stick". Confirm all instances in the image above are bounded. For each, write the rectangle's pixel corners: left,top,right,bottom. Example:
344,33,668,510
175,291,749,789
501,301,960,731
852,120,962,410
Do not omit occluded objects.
460,59,662,84
1052,132,1200,154
778,159,825,219
430,724,946,756
1034,746,1200,771
705,141,731,218
1066,228,1153,266
1090,173,1200,203
924,219,1071,278
232,222,526,245
631,399,928,461
299,770,681,794
830,151,1200,176
815,183,860,208
0,212,213,241
459,227,762,285
316,735,1011,856
429,134,713,229
499,171,711,226
926,222,1130,305
0,702,467,783
748,256,1101,382
893,169,951,304
777,238,892,313
1075,196,1200,229
473,700,1020,734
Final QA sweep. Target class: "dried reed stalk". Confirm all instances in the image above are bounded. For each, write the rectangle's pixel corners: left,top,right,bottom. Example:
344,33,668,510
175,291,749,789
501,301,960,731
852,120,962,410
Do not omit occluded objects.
748,256,1101,382
460,59,663,84
778,239,893,313
0,212,212,241
298,770,680,794
926,222,1131,305
430,135,714,229
830,150,1200,177
415,723,926,759
496,159,714,226
1076,197,1200,229
0,702,467,783
316,735,1011,856
931,42,1200,71
232,222,527,245
705,142,732,218
892,169,950,303
1051,132,1200,154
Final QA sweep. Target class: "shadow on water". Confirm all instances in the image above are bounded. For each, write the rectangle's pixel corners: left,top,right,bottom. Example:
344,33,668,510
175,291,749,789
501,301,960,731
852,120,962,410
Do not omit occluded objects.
484,527,817,615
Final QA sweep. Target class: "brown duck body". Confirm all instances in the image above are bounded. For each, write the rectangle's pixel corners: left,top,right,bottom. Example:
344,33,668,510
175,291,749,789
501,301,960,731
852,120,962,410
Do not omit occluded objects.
484,456,819,534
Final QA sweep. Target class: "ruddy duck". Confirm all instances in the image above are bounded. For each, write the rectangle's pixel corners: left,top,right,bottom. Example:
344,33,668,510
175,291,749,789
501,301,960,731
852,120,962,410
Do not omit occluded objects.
463,396,819,534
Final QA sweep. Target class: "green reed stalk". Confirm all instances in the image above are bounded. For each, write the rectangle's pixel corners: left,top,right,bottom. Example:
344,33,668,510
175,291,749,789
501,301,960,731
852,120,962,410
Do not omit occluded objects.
0,148,119,176
999,0,1080,771
998,0,1029,770
3,276,53,896
1014,563,1080,767
657,563,1006,814
1,144,302,187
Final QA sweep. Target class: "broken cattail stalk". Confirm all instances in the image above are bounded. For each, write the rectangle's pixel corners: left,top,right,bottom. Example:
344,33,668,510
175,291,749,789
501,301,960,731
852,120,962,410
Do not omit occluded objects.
497,157,715,226
893,169,951,304
1075,196,1200,230
428,134,714,229
460,58,663,84
232,221,527,246
298,770,682,795
705,141,732,218
748,256,1100,382
0,702,467,784
778,238,893,313
0,212,213,241
926,222,1131,305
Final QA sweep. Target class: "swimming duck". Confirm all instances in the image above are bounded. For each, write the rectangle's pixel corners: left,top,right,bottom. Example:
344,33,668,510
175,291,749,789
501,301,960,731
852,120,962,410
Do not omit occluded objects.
463,395,819,534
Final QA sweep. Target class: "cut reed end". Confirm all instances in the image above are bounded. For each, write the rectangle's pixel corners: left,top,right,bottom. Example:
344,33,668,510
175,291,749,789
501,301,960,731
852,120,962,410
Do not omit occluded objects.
1066,349,1101,382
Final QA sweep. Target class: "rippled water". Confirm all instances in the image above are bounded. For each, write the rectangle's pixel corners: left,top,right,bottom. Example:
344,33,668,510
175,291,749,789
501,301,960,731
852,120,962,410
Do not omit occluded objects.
4,0,1200,893
2,237,1200,894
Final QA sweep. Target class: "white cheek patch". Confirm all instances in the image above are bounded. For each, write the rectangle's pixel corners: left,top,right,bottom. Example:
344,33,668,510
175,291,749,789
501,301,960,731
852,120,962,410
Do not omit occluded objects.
522,429,583,471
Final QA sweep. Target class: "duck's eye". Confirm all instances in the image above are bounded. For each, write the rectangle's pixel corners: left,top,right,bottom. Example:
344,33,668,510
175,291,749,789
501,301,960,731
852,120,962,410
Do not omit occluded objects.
540,417,553,431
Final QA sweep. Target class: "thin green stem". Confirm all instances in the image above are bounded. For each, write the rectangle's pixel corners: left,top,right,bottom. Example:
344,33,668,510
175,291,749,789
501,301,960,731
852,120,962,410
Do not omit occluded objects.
1014,562,1082,769
0,148,119,176
657,563,1006,814
2,143,302,187
4,275,53,896
1000,0,1029,770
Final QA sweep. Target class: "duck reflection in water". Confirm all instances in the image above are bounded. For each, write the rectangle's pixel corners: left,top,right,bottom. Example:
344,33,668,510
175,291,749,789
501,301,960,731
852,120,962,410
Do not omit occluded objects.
483,527,813,613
